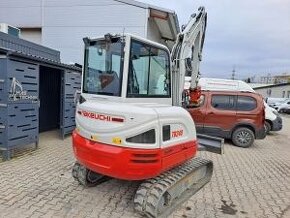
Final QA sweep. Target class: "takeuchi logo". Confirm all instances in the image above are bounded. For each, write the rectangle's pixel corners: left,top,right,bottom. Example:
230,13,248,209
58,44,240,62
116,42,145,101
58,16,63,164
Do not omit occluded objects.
9,77,38,101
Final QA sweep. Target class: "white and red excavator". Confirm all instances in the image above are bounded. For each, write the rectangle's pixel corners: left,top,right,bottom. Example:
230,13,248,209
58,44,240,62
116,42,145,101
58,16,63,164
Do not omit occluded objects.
72,7,223,217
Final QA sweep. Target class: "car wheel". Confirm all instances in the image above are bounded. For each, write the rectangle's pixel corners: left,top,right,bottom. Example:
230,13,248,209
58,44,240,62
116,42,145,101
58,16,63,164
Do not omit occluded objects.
232,127,255,148
265,121,271,135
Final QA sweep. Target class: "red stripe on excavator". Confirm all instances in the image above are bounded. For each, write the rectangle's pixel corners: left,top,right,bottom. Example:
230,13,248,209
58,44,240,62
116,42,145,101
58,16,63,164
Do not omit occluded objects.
77,110,123,123
111,117,124,122
72,131,197,180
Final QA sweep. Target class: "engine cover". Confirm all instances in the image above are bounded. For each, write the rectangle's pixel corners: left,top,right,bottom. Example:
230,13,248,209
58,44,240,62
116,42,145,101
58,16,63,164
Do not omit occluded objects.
75,99,197,150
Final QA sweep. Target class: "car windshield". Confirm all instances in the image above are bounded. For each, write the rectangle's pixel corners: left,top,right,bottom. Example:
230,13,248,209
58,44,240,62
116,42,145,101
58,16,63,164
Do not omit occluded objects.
83,38,124,96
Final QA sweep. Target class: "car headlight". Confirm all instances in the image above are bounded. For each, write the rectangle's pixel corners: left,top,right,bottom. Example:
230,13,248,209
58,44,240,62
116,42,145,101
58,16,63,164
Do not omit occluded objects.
272,109,279,116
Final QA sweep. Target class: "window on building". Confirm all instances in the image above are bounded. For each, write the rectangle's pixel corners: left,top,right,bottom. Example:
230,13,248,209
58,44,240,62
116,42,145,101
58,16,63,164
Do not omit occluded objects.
282,91,285,98
237,96,257,111
287,91,290,98
211,95,236,110
127,40,170,97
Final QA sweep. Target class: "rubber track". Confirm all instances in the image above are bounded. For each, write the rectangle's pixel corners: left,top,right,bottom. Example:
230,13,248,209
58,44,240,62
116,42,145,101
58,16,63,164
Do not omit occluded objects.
72,162,111,187
134,157,213,218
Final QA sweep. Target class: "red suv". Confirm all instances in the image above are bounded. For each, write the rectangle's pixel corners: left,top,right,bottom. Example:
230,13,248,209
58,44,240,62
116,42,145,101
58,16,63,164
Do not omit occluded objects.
187,90,266,147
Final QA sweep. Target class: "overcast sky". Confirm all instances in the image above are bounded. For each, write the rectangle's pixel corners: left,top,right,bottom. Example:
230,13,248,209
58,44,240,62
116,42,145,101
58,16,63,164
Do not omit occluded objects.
140,0,290,80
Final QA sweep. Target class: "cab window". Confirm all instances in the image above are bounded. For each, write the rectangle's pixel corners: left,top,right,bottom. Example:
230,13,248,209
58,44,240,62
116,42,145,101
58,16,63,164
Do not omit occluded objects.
127,40,170,97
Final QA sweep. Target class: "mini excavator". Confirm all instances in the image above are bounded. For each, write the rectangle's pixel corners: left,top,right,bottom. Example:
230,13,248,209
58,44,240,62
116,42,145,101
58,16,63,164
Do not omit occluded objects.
72,7,223,217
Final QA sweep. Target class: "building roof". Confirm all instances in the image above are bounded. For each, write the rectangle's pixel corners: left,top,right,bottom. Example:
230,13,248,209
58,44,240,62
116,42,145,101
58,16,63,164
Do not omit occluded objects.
248,83,274,89
273,74,290,78
253,83,290,90
115,0,175,14
115,0,180,49
0,31,60,62
0,47,81,72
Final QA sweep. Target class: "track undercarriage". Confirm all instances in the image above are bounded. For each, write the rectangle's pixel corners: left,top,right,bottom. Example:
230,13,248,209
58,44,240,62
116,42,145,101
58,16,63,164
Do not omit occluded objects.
72,157,213,218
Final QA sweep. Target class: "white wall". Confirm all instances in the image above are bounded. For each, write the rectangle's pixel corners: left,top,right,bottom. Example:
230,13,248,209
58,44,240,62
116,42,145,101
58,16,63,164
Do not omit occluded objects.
0,0,42,27
255,85,290,98
20,28,42,44
42,0,147,64
0,0,148,64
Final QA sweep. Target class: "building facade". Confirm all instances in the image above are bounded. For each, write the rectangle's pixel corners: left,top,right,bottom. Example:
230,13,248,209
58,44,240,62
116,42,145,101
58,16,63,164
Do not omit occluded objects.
259,73,290,84
253,83,290,99
273,74,290,84
259,75,275,84
0,0,179,64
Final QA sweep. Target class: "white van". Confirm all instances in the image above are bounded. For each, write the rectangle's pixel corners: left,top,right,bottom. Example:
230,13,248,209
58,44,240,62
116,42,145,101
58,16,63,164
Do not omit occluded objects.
185,77,283,134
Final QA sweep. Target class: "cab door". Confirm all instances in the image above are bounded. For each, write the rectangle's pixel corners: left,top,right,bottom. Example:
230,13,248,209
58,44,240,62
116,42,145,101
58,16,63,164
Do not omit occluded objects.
203,93,237,138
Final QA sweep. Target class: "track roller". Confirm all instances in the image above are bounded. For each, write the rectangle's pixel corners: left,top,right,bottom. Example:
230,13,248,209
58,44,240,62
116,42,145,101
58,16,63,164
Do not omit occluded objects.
72,162,109,187
134,157,213,218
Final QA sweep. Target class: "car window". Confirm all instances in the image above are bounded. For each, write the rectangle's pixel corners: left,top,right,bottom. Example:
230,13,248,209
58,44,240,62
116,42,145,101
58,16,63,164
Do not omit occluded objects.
211,95,236,110
237,96,257,111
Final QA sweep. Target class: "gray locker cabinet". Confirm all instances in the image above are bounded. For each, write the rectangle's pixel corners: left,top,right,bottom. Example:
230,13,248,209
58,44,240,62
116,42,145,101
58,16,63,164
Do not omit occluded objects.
0,58,39,160
0,58,7,104
0,45,81,160
0,58,7,156
7,59,39,104
6,103,39,147
60,70,81,138
0,107,7,158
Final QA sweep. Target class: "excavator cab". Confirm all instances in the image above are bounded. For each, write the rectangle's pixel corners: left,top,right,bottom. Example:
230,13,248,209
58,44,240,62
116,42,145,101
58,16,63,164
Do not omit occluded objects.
82,34,172,106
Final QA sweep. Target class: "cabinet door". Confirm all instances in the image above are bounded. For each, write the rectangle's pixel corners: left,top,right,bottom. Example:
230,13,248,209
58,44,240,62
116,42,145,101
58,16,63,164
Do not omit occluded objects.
60,70,81,138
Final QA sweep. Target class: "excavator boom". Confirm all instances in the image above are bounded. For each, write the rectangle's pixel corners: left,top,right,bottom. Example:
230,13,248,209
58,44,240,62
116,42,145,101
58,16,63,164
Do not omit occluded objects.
171,7,207,106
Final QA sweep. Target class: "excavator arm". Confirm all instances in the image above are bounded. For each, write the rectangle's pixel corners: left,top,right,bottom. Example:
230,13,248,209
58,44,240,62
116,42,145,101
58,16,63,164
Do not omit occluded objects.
171,7,223,154
171,7,207,106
